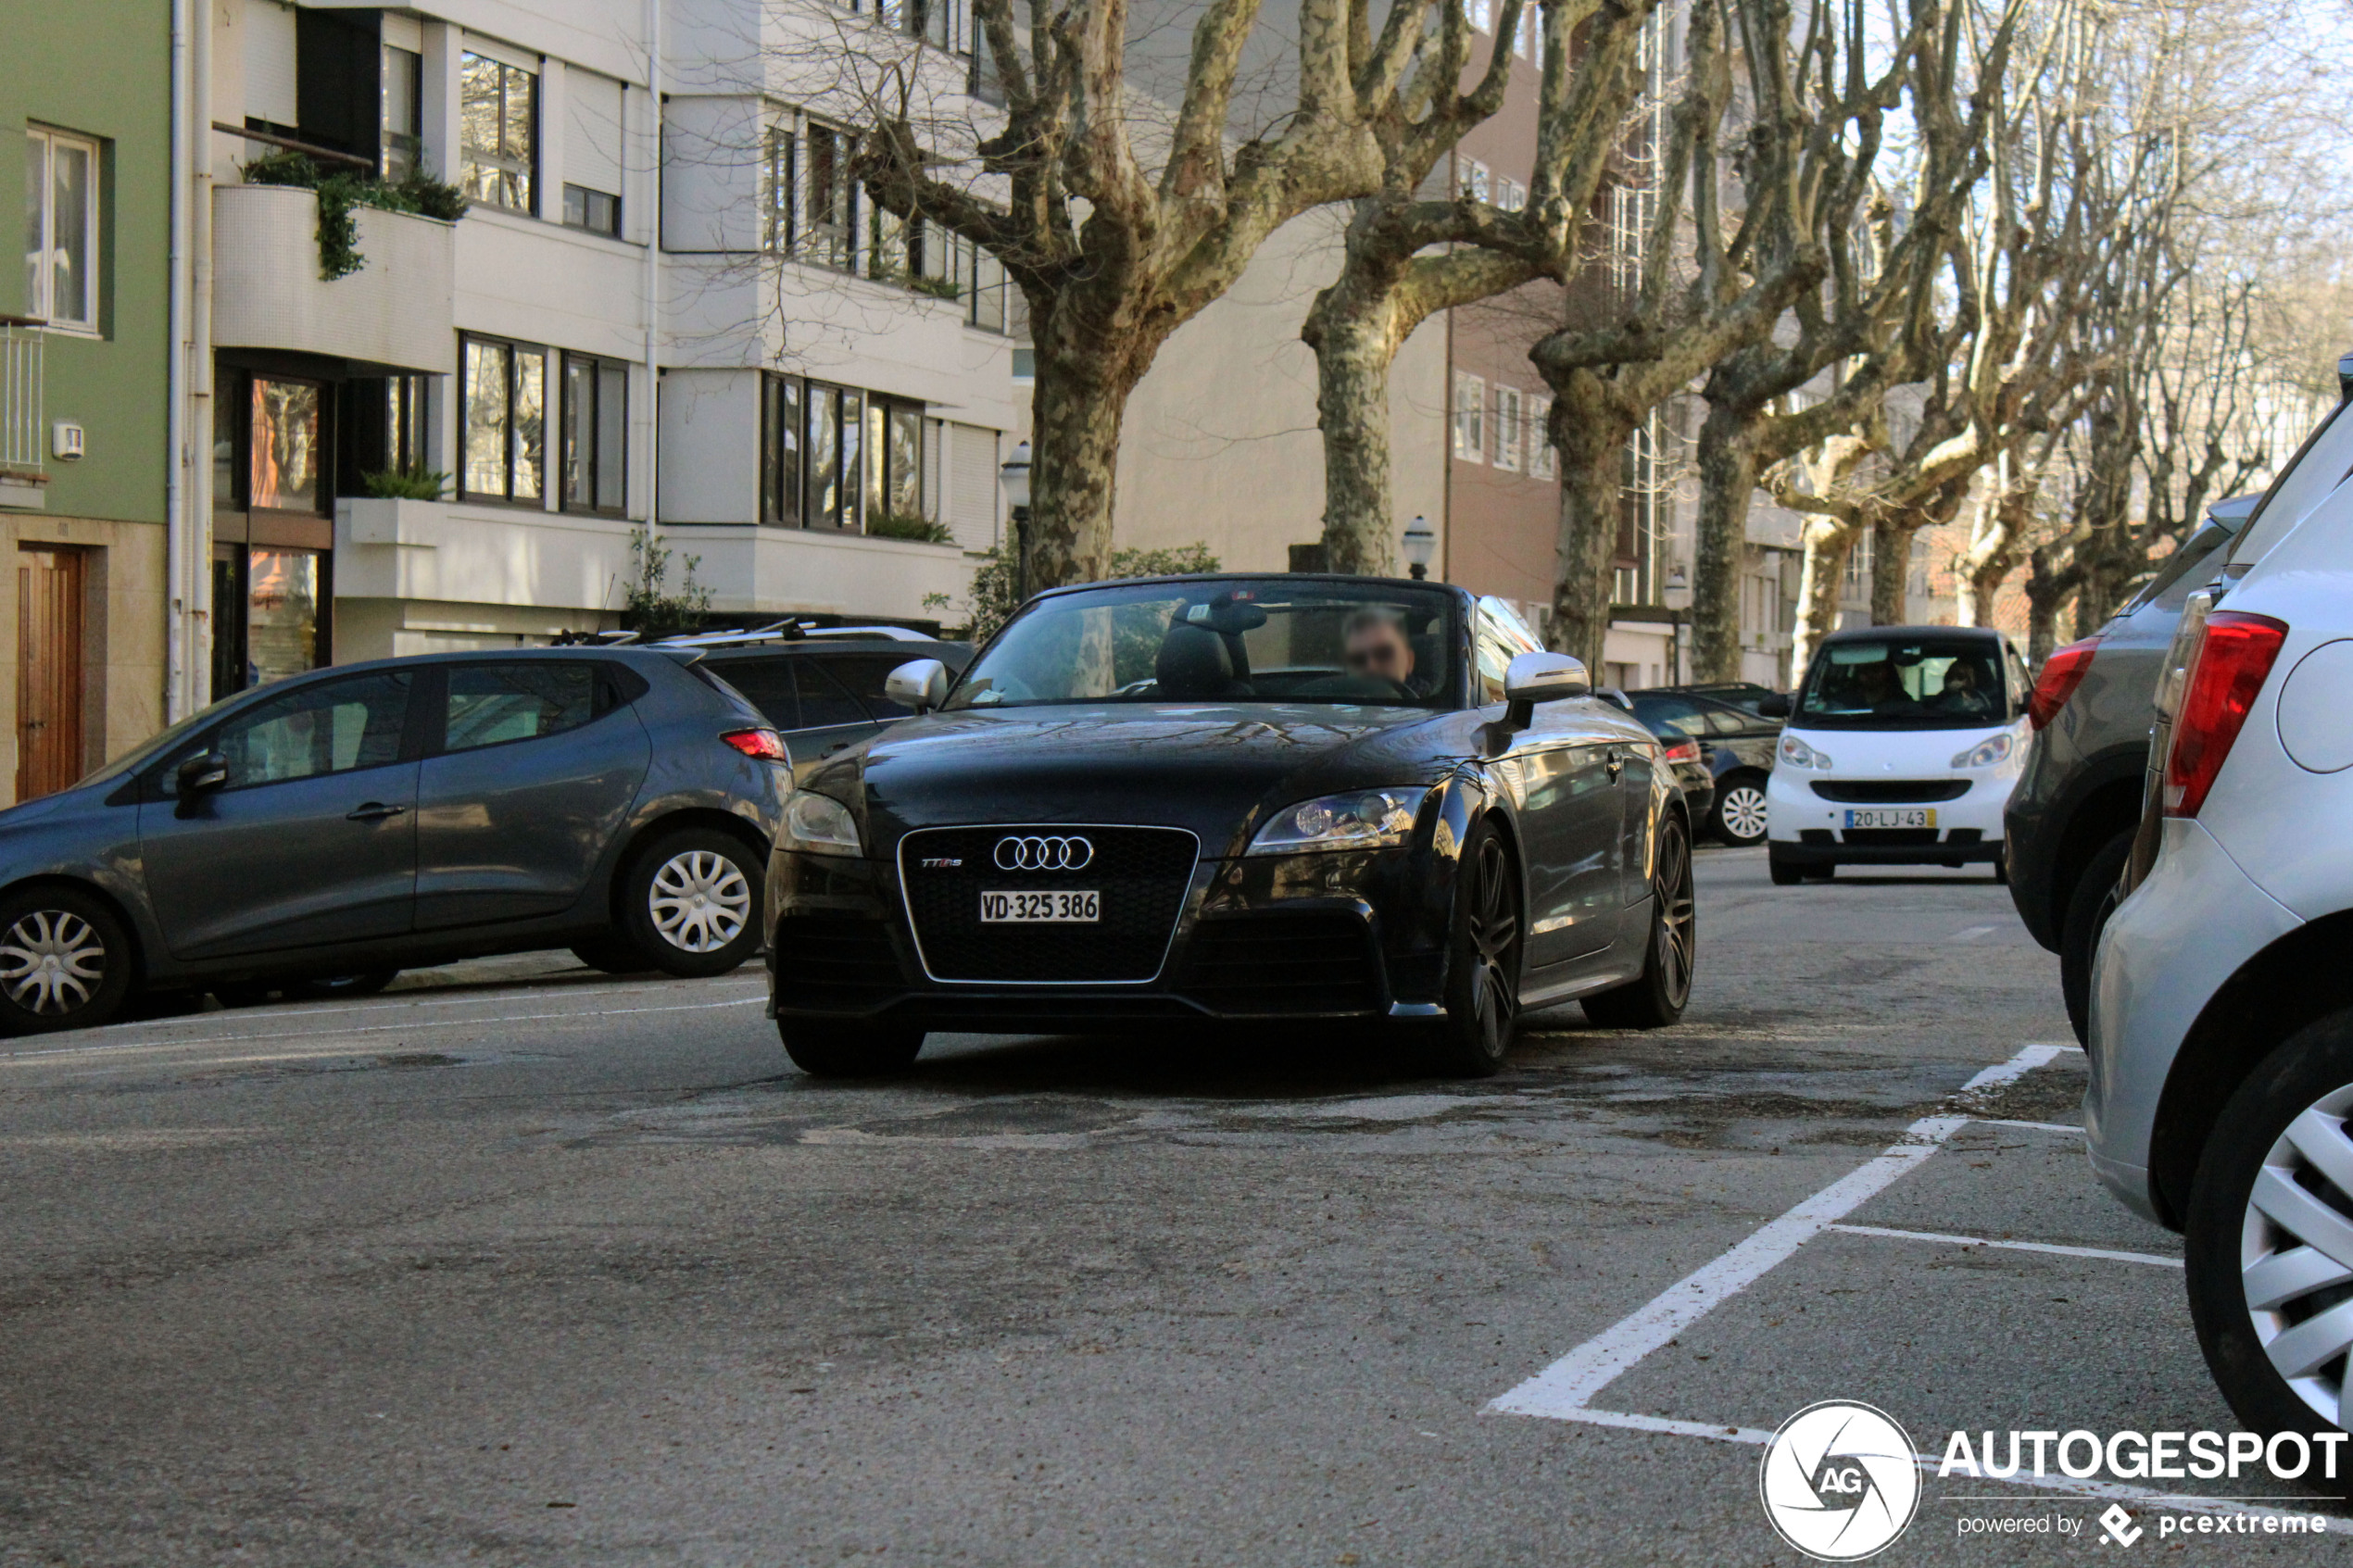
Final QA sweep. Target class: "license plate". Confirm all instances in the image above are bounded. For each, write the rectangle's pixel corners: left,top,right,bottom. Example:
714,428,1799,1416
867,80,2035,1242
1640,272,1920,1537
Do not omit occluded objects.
979,890,1100,923
1844,808,1936,830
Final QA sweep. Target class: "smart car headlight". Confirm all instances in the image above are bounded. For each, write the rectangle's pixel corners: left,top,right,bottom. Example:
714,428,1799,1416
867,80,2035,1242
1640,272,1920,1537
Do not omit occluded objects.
1247,788,1425,854
1778,734,1833,771
783,791,862,856
1949,734,2014,770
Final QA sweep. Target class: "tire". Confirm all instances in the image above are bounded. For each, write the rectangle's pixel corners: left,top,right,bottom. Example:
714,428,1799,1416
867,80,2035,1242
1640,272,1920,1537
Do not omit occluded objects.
282,970,399,1001
2059,831,2132,1047
570,935,655,975
1711,775,1769,847
618,828,765,979
0,885,134,1035
1418,820,1524,1077
210,981,273,1010
1583,813,1697,1030
1768,847,1805,886
776,1017,926,1077
2184,1012,2353,1463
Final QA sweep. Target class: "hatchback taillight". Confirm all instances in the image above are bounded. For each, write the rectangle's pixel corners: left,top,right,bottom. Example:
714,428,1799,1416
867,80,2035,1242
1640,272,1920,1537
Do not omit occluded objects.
722,728,788,761
2161,612,2288,818
1661,739,1702,765
2026,636,2100,730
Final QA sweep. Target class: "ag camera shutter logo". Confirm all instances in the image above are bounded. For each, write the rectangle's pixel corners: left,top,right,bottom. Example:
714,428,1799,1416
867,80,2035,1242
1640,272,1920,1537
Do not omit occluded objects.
1759,1400,1921,1560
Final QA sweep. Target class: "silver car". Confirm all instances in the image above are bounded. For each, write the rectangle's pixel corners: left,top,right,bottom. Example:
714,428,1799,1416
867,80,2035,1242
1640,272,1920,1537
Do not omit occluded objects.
2089,362,2353,1437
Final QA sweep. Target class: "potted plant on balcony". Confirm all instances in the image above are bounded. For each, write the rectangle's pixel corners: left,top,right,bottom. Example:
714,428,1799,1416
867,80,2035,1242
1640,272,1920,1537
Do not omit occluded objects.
241,150,469,281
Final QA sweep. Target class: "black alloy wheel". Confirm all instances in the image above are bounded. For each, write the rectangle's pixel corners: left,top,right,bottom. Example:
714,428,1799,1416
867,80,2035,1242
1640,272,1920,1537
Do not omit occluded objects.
1423,821,1524,1077
1583,812,1696,1029
777,1018,927,1077
2058,830,2133,1045
0,885,134,1035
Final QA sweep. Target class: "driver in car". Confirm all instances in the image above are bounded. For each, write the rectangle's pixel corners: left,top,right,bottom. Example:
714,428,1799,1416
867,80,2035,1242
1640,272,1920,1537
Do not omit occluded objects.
1342,609,1428,696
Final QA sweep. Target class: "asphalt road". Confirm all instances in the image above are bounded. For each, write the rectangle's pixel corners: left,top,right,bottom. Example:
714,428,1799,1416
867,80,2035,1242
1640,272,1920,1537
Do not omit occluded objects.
0,850,2322,1565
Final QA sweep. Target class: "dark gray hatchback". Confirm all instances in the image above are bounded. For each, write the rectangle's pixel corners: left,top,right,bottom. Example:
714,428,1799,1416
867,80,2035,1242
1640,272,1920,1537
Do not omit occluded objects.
0,647,789,1034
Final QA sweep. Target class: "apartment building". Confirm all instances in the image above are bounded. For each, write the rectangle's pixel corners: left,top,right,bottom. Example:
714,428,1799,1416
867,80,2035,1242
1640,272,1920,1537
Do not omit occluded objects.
196,0,1015,701
0,1,174,807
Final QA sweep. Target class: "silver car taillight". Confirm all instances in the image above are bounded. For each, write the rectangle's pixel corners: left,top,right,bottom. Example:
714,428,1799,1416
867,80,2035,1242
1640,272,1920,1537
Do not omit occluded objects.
2153,587,2217,723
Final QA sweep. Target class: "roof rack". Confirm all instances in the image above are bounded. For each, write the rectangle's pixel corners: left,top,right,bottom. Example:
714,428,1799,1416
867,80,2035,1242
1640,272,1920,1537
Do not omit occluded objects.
651,620,943,649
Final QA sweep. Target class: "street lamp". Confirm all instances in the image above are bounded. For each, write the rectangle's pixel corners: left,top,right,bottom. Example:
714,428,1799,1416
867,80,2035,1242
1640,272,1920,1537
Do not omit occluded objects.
1401,515,1436,581
1000,441,1033,600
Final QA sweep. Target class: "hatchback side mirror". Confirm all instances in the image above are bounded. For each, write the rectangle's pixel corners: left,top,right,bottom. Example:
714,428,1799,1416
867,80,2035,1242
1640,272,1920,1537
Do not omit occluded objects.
1756,693,1792,719
176,750,228,797
1502,650,1590,730
884,658,951,714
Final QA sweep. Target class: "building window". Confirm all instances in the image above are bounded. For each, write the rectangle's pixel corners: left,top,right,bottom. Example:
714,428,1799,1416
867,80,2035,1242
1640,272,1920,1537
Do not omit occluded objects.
1493,385,1523,473
971,25,1007,106
870,205,909,282
866,398,925,526
460,334,547,502
560,353,626,515
1496,176,1527,212
1527,394,1555,478
562,185,619,235
459,52,536,213
882,0,959,50
251,378,324,512
803,123,857,270
563,70,624,237
24,127,99,331
1516,7,1534,57
761,126,795,252
1468,0,1493,31
761,373,804,526
1452,372,1485,463
382,44,423,181
1459,158,1490,203
762,376,863,531
1843,530,1873,594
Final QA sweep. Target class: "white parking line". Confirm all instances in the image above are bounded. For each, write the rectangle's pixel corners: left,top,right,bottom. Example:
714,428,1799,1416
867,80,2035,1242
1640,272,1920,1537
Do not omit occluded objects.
1984,1118,2083,1135
1490,1043,2069,1419
0,994,768,1064
1827,1223,2183,1269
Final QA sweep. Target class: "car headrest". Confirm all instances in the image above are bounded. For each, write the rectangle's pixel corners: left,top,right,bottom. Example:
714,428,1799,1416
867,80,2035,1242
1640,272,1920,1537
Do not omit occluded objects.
1411,632,1442,677
1156,623,1238,698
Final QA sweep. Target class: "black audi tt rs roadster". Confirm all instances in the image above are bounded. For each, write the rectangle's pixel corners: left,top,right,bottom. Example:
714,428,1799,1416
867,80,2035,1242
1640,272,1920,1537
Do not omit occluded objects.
763,574,1696,1077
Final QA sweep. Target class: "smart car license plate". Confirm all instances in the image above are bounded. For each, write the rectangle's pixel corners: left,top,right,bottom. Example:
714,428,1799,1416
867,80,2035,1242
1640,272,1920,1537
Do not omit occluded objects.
1843,808,1936,830
979,890,1101,923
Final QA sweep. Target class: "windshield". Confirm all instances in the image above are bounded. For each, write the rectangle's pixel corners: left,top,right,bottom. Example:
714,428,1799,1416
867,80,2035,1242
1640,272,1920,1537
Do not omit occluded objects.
2232,399,2353,567
947,580,1461,711
1793,637,2015,731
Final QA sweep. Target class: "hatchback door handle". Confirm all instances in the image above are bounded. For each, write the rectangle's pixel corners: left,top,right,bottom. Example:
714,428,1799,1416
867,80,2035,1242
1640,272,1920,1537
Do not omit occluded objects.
346,802,409,822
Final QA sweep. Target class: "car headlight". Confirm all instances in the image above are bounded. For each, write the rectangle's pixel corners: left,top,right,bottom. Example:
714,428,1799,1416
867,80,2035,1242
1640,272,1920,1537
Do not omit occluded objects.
1778,734,1833,771
1950,733,2015,770
783,791,862,856
1247,788,1425,854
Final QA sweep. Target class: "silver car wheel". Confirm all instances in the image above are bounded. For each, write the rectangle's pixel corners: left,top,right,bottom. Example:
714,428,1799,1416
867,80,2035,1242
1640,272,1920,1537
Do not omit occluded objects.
0,909,107,1016
648,850,751,954
1718,784,1768,844
2240,1083,2353,1426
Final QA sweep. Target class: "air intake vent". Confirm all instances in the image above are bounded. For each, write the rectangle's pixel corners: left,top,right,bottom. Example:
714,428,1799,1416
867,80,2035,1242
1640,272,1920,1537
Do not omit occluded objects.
773,915,903,1009
1179,912,1381,1016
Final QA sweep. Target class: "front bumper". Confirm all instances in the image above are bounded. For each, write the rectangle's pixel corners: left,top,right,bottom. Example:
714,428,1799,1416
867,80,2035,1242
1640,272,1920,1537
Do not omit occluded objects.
1766,767,2015,864
766,842,1452,1030
2085,817,2301,1224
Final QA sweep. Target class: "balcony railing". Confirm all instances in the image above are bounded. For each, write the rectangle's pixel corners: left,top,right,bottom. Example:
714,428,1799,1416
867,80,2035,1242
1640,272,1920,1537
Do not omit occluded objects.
0,317,42,475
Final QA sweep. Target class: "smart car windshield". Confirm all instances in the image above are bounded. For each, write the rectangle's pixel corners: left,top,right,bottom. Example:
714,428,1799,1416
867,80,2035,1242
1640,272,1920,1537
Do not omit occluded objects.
1793,637,2014,730
946,580,1461,711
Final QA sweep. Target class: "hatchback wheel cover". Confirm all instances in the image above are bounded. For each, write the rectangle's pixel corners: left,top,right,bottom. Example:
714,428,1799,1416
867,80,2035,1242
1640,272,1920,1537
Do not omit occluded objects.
648,851,751,953
0,909,107,1015
1718,785,1768,843
2241,1084,2353,1425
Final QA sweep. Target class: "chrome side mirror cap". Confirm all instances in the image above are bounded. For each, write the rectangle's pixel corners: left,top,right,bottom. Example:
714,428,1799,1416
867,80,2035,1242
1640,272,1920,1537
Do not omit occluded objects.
1502,650,1589,728
885,658,951,714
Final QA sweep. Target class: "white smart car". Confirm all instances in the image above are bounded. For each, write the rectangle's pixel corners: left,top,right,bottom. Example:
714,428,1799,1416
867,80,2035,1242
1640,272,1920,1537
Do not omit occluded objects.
1760,626,2032,884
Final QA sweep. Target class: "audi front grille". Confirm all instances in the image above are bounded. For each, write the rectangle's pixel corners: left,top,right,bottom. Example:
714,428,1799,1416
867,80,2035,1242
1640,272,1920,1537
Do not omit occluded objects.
896,825,1200,983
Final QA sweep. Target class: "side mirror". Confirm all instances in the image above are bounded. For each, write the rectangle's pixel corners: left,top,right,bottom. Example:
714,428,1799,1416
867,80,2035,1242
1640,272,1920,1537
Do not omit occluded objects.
884,658,951,714
176,750,228,797
1756,693,1792,719
1502,650,1590,729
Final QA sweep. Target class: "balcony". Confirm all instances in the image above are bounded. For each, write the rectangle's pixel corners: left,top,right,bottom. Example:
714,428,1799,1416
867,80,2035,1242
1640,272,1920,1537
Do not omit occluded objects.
212,183,455,374
0,319,44,510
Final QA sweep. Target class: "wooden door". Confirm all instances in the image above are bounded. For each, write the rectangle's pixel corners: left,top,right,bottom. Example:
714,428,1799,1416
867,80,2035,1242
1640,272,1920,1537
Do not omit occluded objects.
17,546,84,801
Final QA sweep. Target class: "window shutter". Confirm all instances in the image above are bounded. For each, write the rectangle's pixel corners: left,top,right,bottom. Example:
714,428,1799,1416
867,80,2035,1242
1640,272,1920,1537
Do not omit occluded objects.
569,70,625,199
950,423,998,549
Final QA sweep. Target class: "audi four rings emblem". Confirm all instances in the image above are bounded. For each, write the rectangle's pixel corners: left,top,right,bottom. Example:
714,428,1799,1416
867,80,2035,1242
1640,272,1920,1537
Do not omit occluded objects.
994,834,1095,871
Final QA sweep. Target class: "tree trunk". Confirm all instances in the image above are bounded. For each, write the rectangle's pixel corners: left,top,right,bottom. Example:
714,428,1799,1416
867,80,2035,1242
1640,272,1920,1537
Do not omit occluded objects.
1307,294,1403,575
1869,517,1916,626
1026,324,1143,589
2023,546,2076,665
1548,373,1632,673
1790,518,1856,679
1692,401,1757,683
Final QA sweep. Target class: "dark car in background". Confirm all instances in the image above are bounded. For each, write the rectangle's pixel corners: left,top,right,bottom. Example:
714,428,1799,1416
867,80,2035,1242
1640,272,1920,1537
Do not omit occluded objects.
1629,688,1782,846
667,626,973,782
0,648,789,1035
2005,491,2264,1041
765,579,1698,1080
